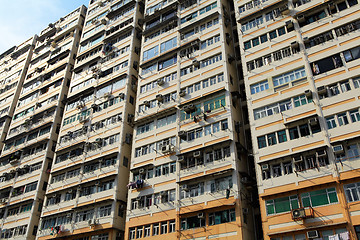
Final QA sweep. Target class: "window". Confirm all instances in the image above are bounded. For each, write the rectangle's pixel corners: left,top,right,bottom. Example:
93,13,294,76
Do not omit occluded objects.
161,222,167,234
260,34,268,43
181,215,205,230
299,124,310,137
337,112,349,126
277,130,287,143
301,188,338,207
210,176,232,192
143,46,159,61
273,68,306,87
136,227,143,239
153,224,159,236
294,95,312,107
158,56,177,70
343,45,360,62
169,220,175,232
266,195,299,215
144,225,151,237
250,80,269,94
350,110,360,122
354,77,360,88
269,30,277,39
160,37,177,53
326,116,337,129
258,136,267,149
267,133,277,146
344,183,360,202
203,95,225,112
209,209,236,225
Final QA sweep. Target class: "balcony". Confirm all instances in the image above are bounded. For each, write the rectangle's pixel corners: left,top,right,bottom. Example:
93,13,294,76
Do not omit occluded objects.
179,156,233,179
143,12,178,35
77,188,114,207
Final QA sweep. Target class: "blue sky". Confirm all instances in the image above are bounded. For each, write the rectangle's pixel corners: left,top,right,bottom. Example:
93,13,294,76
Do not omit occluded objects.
0,0,89,53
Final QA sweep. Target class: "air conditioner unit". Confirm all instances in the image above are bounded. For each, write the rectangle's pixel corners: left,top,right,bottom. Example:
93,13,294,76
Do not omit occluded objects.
308,117,318,126
79,116,88,123
183,104,196,114
317,86,327,95
177,155,185,162
291,41,299,49
144,100,151,107
293,155,303,163
156,94,164,102
51,41,57,48
178,130,187,140
139,168,145,174
261,164,269,171
193,151,201,158
100,18,107,24
291,208,306,219
316,149,327,157
181,184,188,191
98,1,105,6
179,89,186,97
286,20,294,29
304,89,312,98
333,144,344,154
157,79,165,86
193,60,200,68
307,230,318,239
297,14,305,23
197,212,204,218
119,92,125,99
161,144,173,154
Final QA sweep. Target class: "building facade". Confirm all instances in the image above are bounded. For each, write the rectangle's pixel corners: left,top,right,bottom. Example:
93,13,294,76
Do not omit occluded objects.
37,0,142,239
0,5,86,240
235,0,360,239
124,0,259,239
0,37,37,239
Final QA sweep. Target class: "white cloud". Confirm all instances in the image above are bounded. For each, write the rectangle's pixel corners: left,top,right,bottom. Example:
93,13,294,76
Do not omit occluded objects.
0,0,88,53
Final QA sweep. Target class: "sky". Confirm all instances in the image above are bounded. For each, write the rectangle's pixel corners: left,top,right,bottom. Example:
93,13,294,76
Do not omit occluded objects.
0,0,89,54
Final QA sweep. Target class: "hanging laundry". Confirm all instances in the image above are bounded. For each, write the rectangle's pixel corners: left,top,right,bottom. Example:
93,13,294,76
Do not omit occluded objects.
329,234,340,240
339,232,350,240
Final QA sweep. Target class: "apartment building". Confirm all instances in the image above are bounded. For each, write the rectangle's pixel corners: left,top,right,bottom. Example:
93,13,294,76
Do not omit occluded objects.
235,0,360,239
0,37,37,239
0,6,86,240
124,0,259,238
37,0,143,239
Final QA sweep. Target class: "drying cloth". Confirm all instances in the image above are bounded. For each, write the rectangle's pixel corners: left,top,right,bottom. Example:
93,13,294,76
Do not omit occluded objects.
339,232,350,240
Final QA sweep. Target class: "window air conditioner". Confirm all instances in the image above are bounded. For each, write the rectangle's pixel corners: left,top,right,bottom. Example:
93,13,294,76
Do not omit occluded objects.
261,164,269,171
293,155,303,163
193,151,201,158
304,89,312,98
197,212,204,218
307,230,318,239
333,145,344,154
291,208,306,219
316,149,327,158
